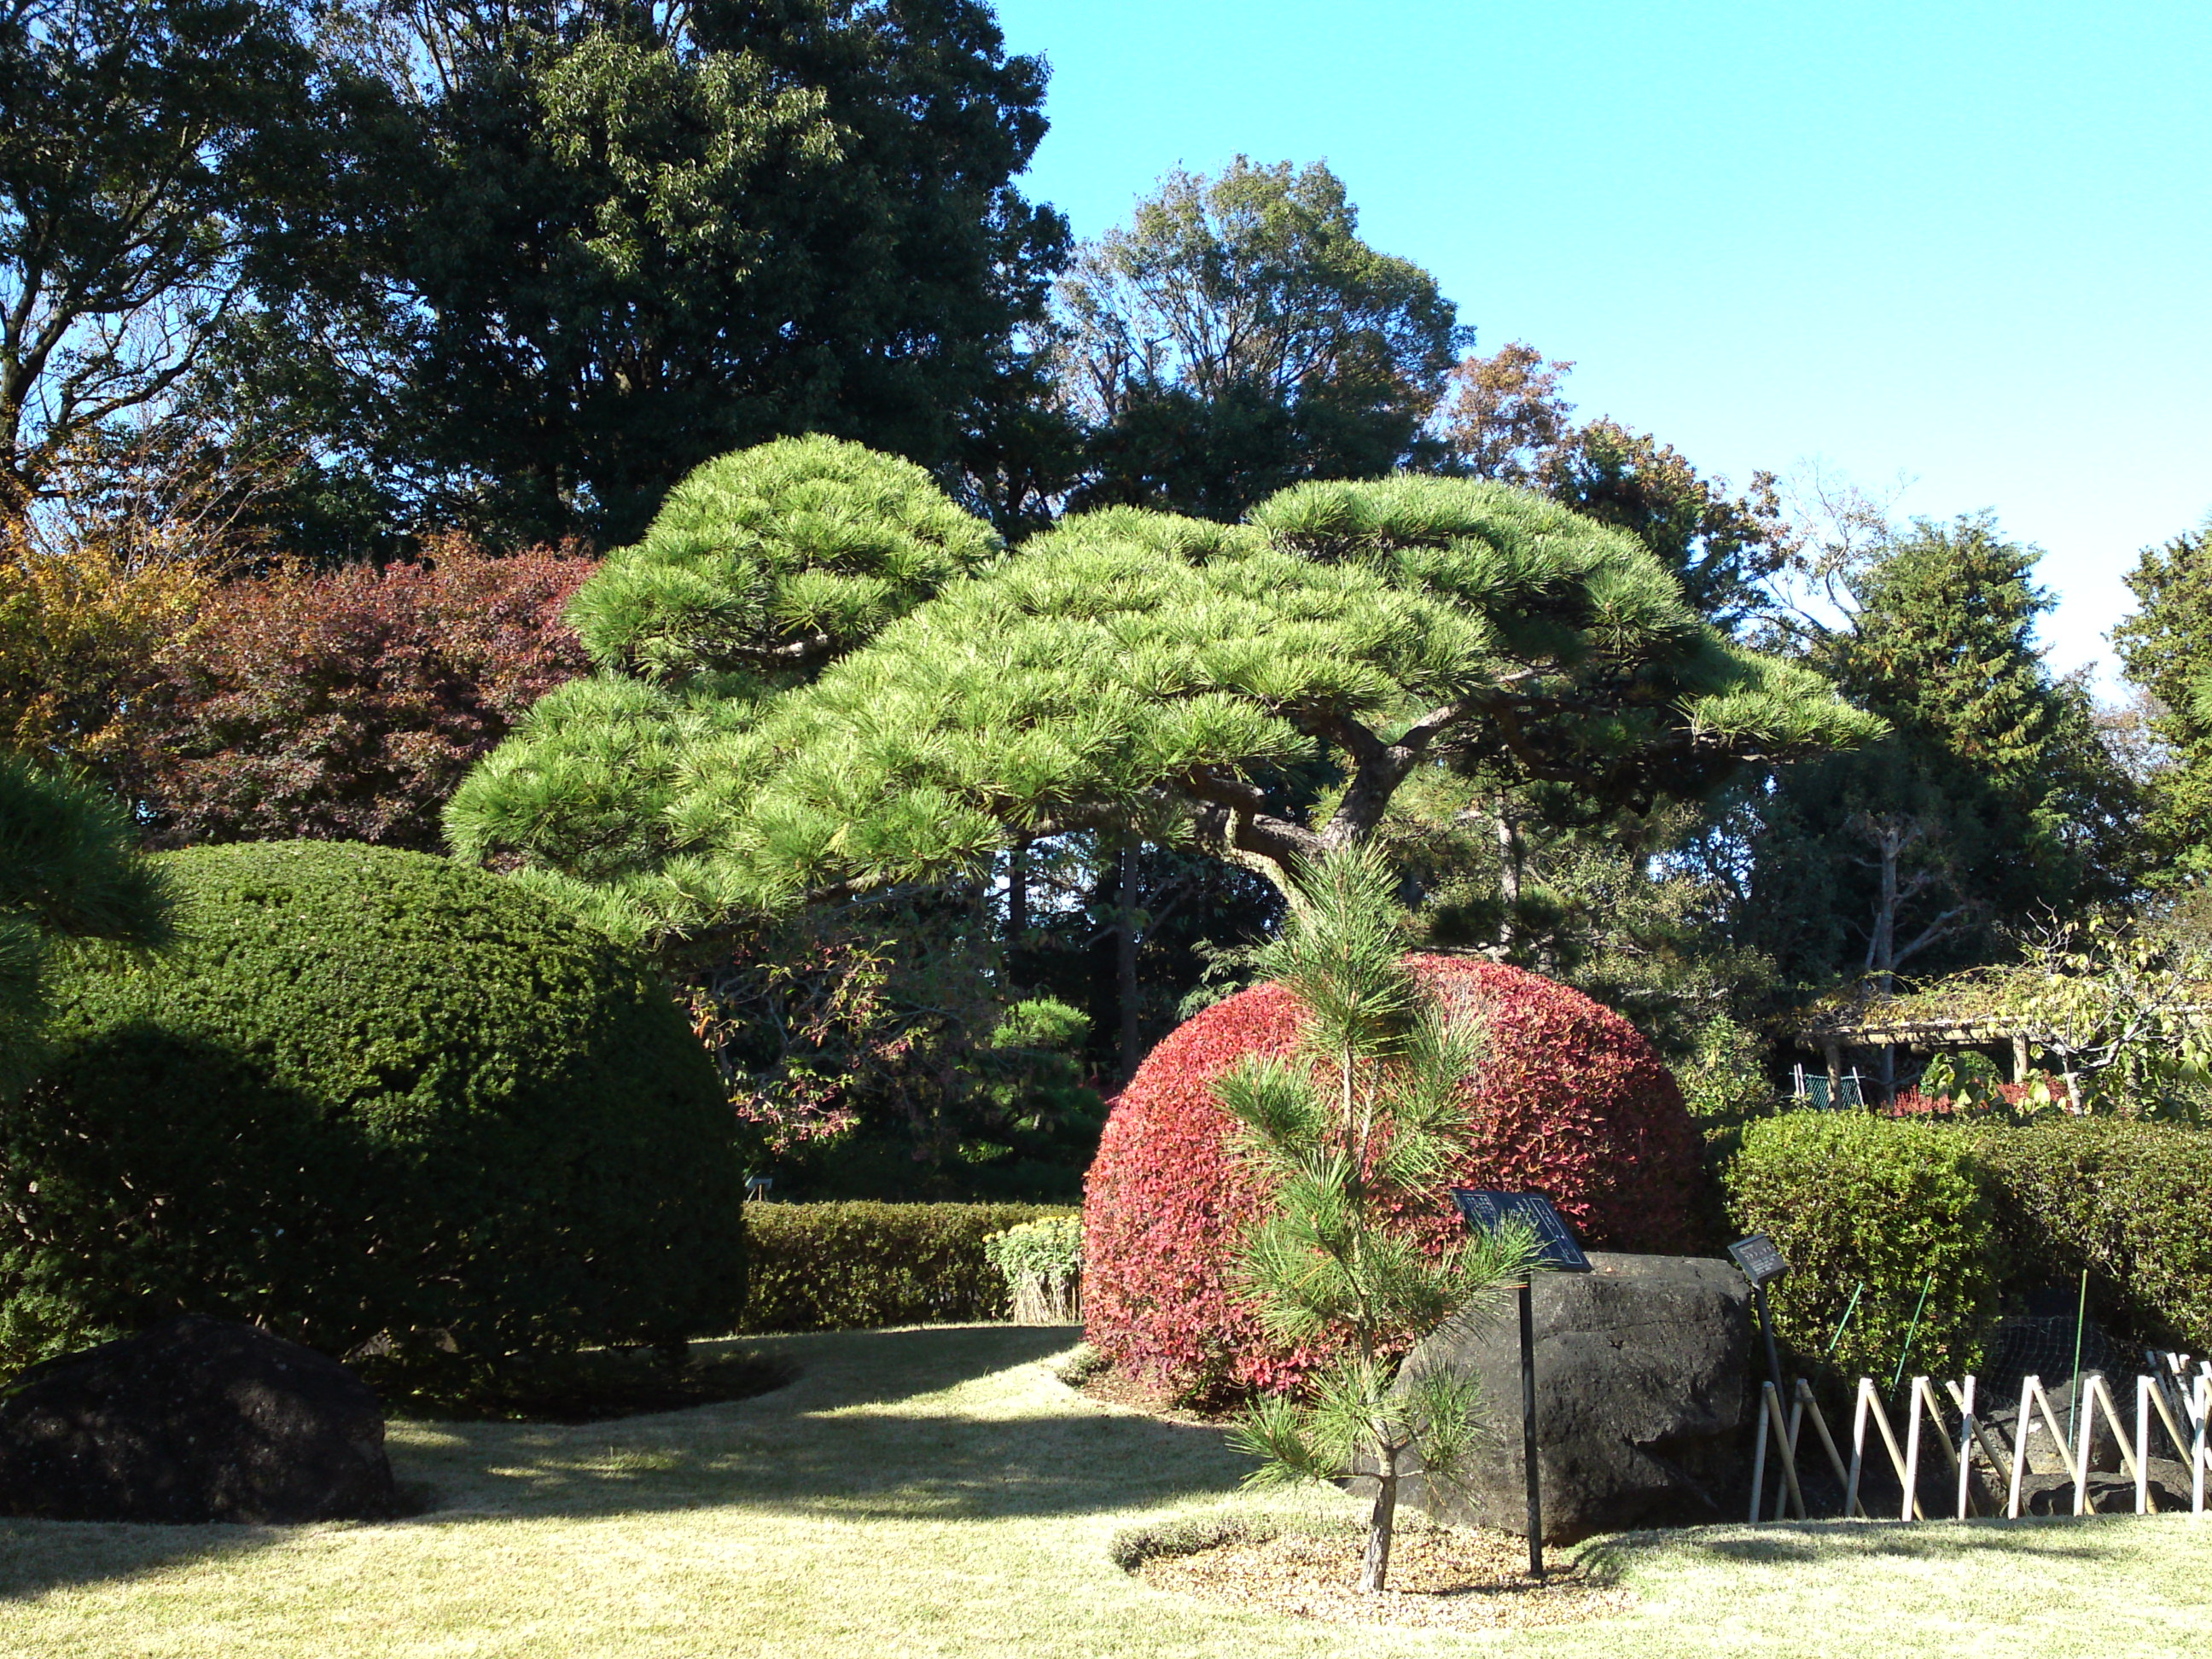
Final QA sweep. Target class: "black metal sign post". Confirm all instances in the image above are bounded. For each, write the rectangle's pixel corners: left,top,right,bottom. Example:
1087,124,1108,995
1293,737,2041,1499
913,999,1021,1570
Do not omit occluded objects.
1727,1233,1802,1519
1452,1190,1593,1580
1727,1233,1789,1399
1516,1276,1540,1574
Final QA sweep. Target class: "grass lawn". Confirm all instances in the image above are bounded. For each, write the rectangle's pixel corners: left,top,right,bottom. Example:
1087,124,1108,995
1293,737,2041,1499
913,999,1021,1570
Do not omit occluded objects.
1,1324,2205,1657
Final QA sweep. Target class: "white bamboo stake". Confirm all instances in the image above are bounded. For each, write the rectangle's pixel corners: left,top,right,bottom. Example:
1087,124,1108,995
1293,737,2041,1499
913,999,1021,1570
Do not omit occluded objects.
1763,1381,1808,1520
2026,1375,2077,1483
1947,1377,2013,1499
1866,1380,1919,1530
1785,1390,1806,1509
1956,1376,1977,1520
1910,1376,1971,1516
1848,1378,1869,1518
2088,1374,2152,1513
1903,1376,1927,1522
1854,1378,1924,1521
1796,1379,1862,1516
2074,1372,2095,1516
2193,1372,2207,1518
1750,1382,1771,1522
2146,1368,2195,1464
2137,1375,2153,1516
2009,1377,2034,1518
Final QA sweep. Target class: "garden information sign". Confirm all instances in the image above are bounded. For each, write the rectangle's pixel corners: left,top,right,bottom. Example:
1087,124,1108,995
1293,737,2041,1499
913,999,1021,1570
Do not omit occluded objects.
1450,1190,1592,1576
1450,1190,1593,1272
1725,1233,1787,1290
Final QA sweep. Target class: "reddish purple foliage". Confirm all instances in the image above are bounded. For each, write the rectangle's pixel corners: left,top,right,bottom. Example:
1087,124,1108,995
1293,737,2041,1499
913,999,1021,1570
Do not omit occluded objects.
130,545,596,851
1082,956,1708,1398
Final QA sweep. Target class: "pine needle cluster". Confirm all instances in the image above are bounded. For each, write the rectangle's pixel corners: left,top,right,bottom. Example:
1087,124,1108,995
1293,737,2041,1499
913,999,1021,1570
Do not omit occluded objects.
448,440,1878,950
1217,845,1535,1593
0,754,170,1097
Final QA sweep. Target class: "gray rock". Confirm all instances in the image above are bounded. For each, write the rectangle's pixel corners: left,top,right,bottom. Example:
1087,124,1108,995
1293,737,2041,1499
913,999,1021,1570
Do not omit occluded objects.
1394,1252,1754,1542
0,1315,400,1523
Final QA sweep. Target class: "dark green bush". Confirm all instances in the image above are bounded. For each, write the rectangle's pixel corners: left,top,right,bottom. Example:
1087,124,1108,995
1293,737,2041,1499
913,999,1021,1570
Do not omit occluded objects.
741,1202,1075,1332
1725,1113,2005,1385
1965,1118,2212,1354
0,841,744,1374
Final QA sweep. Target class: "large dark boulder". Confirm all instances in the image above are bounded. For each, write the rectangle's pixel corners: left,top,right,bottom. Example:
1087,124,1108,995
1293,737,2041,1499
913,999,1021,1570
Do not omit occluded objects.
1395,1252,1753,1541
0,1316,400,1523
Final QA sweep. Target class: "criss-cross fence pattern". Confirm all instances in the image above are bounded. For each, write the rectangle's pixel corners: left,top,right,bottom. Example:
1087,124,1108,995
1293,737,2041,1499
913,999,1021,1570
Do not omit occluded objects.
1748,1351,2209,1522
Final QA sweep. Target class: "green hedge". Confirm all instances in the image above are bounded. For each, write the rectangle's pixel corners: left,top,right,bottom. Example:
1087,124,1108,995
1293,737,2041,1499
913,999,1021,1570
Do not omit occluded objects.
2,841,744,1373
740,1202,1075,1333
1725,1112,2004,1385
1725,1112,2212,1384
1965,1119,2212,1355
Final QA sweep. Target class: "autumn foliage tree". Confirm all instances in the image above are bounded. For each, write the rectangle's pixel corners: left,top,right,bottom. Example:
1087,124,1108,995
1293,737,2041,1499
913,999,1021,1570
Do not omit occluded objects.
124,542,595,850
0,528,211,777
1441,341,1791,630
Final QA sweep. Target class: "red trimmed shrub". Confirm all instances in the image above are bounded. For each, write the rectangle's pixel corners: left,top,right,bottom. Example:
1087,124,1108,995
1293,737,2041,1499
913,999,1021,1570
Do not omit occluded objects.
1081,955,1706,1399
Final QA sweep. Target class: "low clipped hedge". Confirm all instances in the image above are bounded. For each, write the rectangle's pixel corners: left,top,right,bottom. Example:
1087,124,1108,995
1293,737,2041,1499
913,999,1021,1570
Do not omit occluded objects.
1725,1113,2004,1385
0,841,744,1373
1726,1113,2212,1383
1965,1119,2212,1355
740,1202,1076,1332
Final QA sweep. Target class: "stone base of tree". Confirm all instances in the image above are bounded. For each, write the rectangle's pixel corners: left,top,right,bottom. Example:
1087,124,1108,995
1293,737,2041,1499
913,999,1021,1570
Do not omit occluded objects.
1382,1253,1755,1543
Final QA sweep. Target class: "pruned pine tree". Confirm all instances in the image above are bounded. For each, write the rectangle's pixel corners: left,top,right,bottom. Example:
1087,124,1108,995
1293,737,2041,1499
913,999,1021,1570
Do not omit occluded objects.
1219,846,1535,1594
451,454,1881,950
0,754,169,1097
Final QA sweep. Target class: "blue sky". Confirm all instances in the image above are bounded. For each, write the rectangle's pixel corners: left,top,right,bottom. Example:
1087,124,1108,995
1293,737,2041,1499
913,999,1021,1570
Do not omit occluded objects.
993,0,2211,687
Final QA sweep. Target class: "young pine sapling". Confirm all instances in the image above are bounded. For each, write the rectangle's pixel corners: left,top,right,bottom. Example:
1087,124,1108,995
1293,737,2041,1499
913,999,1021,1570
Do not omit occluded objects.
1220,847,1535,1593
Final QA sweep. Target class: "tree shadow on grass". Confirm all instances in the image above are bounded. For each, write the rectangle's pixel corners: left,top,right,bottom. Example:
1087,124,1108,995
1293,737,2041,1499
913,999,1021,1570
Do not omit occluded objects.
393,1324,1254,1524
0,1325,1254,1600
0,1518,286,1604
1584,1514,2148,1578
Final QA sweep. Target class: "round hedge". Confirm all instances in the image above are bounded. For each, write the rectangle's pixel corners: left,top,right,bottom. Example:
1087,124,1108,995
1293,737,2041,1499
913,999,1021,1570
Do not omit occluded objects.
1081,955,1706,1398
0,841,744,1371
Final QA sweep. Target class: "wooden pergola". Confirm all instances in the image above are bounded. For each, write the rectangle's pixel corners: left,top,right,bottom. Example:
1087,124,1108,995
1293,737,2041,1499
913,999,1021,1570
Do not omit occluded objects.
1789,1007,2039,1097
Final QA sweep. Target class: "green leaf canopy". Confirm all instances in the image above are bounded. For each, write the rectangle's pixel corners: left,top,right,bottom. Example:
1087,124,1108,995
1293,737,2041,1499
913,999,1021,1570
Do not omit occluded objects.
449,451,1880,946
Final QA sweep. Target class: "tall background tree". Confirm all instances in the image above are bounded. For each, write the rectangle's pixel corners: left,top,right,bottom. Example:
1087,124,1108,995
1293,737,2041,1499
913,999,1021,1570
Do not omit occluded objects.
2113,514,2212,883
1743,511,2139,997
1054,158,1464,522
0,0,362,526
241,0,1068,553
1440,341,1792,631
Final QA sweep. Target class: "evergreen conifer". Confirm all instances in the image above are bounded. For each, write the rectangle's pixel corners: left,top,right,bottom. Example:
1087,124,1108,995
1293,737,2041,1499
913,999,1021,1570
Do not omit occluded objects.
1219,845,1534,1593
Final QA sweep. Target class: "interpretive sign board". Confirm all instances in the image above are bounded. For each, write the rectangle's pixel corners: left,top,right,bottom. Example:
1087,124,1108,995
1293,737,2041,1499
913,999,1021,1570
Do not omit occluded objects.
1726,1233,1789,1289
1451,1190,1594,1273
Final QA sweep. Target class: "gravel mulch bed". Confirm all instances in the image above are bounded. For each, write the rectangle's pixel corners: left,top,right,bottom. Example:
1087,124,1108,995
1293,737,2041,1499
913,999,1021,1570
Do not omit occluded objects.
1137,1526,1633,1631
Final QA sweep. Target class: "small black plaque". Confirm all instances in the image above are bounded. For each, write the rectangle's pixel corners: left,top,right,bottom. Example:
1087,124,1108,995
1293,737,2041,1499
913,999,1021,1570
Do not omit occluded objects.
1726,1233,1789,1289
1450,1190,1593,1272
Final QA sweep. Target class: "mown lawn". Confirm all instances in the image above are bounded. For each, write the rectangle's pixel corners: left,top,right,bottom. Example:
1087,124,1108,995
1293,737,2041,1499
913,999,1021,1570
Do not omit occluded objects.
1,1324,2205,1658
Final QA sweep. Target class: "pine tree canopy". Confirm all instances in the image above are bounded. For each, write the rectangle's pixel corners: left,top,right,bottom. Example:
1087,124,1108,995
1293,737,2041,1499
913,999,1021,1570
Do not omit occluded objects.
449,447,1881,947
0,753,170,1096
564,434,1004,684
